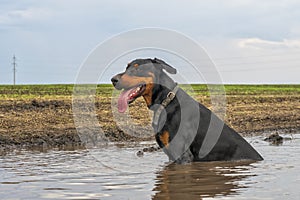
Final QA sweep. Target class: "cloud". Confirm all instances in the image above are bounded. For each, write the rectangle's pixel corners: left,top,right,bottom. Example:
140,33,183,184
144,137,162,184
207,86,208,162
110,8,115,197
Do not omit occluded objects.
0,7,52,25
1,0,300,84
238,38,300,49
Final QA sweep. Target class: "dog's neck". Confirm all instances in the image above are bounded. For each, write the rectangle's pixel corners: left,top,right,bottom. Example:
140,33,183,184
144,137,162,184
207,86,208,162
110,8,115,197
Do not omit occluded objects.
148,73,177,111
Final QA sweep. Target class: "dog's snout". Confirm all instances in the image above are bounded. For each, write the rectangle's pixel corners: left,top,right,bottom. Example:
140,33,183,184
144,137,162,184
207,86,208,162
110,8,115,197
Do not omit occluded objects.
111,74,123,89
111,76,119,85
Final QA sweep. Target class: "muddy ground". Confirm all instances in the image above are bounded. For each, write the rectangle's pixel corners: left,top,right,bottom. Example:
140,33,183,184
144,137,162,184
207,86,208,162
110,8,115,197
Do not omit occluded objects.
0,90,299,148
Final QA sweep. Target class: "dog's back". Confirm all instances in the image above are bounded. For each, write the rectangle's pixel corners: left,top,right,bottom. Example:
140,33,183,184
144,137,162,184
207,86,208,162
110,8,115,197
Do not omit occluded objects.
158,87,263,163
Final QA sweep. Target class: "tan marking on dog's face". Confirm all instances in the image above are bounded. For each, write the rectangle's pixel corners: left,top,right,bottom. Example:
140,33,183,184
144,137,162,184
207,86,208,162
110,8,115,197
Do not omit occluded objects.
119,74,152,88
159,131,170,147
119,72,155,106
133,63,139,68
142,83,154,106
141,72,155,106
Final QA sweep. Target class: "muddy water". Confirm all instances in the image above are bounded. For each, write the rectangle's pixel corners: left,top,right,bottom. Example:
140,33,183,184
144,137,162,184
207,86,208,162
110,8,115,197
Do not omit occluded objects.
1,134,300,200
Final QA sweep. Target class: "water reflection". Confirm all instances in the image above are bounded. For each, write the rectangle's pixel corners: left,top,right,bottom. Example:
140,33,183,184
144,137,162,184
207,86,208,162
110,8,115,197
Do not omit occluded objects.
1,134,300,199
153,161,256,200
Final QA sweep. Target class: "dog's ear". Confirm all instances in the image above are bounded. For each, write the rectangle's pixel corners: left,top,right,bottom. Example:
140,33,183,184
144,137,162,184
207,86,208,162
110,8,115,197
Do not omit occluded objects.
153,58,177,74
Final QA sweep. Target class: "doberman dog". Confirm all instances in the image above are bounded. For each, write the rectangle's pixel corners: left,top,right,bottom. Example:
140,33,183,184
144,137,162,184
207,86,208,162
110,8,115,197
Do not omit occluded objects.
111,58,263,163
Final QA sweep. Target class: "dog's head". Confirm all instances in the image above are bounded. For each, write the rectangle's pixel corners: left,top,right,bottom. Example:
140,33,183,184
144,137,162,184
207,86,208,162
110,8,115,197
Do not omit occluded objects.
111,58,177,113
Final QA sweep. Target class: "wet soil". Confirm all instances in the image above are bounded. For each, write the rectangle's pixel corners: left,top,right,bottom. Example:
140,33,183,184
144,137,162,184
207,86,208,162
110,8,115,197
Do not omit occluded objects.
0,90,299,148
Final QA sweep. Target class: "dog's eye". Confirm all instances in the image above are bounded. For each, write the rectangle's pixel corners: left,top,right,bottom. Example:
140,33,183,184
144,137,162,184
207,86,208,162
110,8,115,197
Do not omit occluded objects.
126,66,136,75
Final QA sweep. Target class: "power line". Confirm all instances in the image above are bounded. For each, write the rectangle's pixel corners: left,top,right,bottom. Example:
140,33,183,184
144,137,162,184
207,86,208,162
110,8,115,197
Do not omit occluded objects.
12,55,17,85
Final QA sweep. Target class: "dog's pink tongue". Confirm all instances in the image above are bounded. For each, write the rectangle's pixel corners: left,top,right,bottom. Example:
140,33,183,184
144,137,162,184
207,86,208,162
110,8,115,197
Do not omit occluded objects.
117,89,132,113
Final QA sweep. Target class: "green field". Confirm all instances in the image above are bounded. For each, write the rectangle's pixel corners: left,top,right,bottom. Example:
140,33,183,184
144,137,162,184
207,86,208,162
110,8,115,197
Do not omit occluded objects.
0,84,299,99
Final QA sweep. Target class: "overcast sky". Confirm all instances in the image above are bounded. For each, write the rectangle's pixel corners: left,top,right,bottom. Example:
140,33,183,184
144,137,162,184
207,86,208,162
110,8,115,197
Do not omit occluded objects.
0,0,300,84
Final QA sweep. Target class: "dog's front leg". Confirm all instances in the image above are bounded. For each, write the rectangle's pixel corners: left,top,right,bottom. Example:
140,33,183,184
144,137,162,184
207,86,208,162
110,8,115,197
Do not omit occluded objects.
174,148,194,164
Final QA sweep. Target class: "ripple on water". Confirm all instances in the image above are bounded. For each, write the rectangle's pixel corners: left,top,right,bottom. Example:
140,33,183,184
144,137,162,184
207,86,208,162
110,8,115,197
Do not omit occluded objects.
0,134,300,199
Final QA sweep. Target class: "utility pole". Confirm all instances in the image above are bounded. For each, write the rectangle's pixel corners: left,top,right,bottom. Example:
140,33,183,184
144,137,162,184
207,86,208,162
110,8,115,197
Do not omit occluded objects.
12,55,17,85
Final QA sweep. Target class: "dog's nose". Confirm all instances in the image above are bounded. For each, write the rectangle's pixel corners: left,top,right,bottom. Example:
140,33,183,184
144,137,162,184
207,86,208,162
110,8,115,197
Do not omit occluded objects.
111,75,119,86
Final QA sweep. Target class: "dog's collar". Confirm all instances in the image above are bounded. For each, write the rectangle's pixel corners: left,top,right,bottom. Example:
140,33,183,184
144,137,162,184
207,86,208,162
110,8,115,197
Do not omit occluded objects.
153,84,179,130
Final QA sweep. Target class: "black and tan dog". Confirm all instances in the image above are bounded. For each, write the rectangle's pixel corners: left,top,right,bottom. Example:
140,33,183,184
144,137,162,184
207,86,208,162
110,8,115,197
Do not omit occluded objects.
111,58,263,163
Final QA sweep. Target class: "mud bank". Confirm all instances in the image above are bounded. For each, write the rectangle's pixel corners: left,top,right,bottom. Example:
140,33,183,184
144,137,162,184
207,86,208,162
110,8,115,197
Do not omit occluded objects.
0,85,299,148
